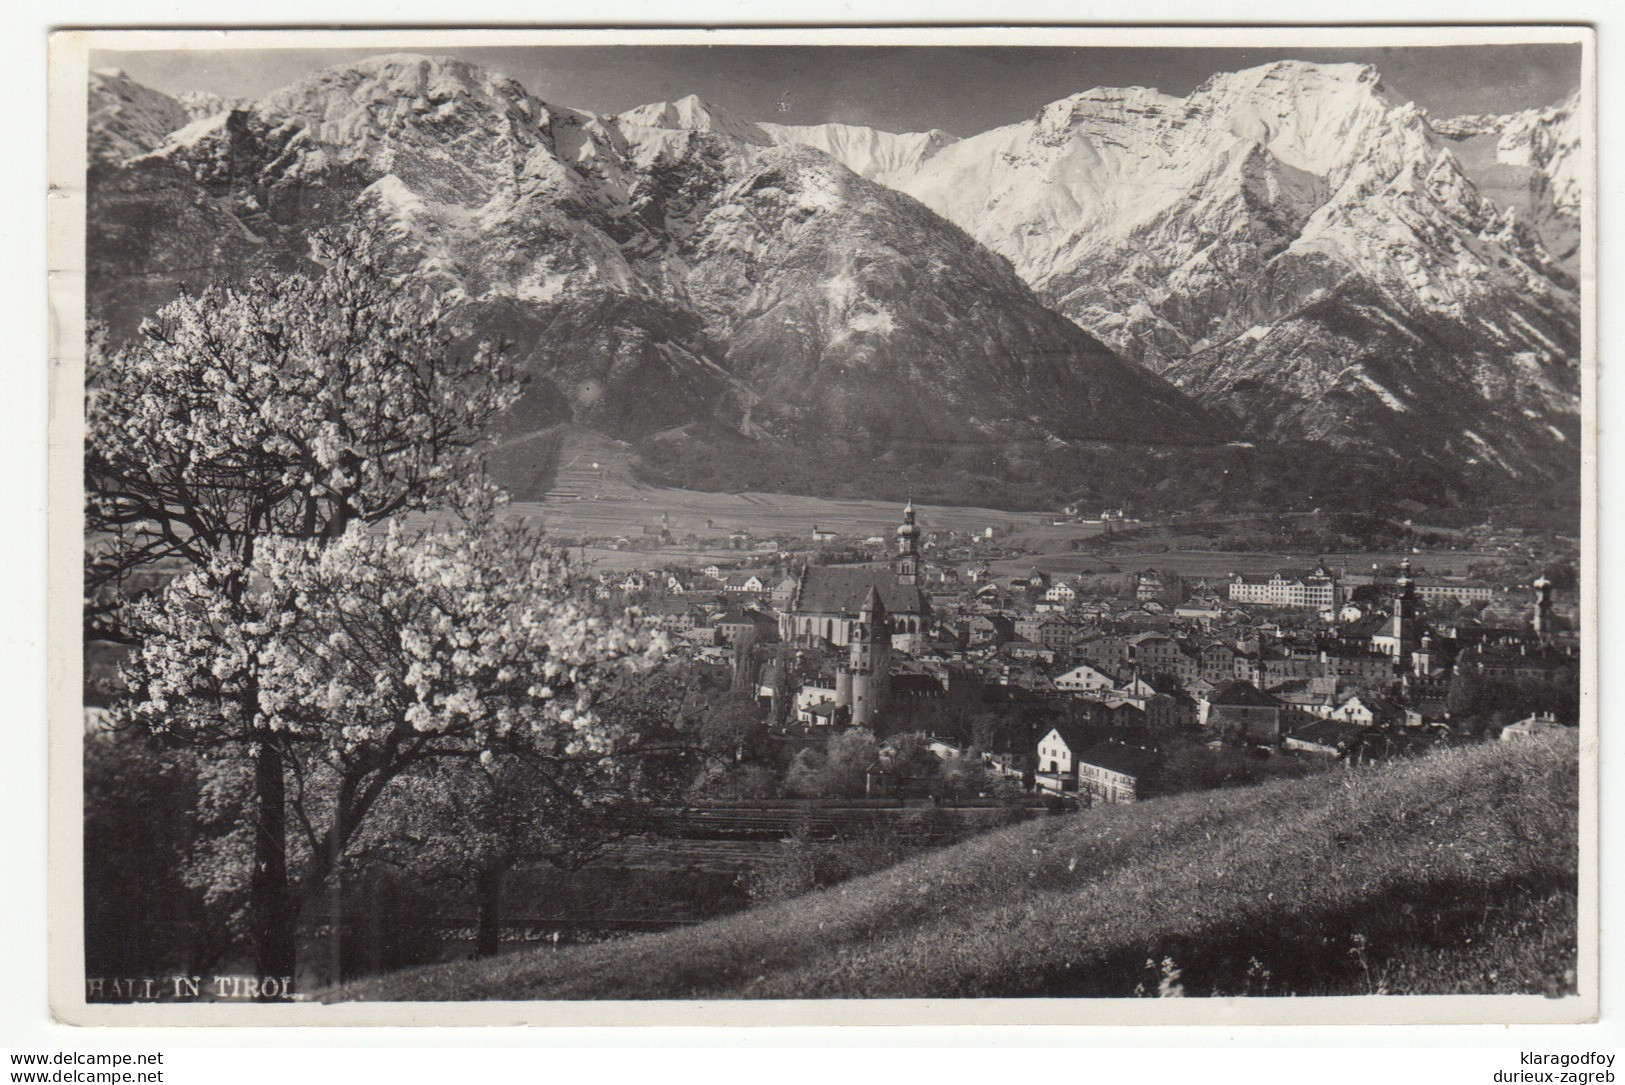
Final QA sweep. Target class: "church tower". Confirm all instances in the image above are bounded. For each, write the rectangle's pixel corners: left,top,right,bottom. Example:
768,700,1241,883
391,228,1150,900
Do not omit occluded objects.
1532,575,1554,639
1371,558,1419,666
893,499,919,586
1392,558,1419,662
844,587,892,729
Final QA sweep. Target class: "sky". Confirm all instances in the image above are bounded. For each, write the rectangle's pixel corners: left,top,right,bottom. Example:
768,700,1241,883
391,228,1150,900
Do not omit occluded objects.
93,41,1583,137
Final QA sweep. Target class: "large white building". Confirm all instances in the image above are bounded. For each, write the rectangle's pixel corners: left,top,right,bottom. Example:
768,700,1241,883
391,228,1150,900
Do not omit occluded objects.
1228,568,1341,609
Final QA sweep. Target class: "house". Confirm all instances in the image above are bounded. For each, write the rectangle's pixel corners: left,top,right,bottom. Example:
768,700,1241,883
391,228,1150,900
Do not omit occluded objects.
966,613,1015,647
1144,690,1198,731
1044,581,1078,604
1197,642,1240,682
1174,602,1224,624
1001,638,1056,665
1035,722,1095,790
1052,661,1118,695
1500,711,1567,742
796,698,847,728
769,575,799,609
1415,579,1497,606
1201,680,1283,742
1126,631,1190,678
1074,743,1161,804
794,683,839,713
1134,569,1165,602
713,609,778,647
1283,718,1369,757
724,572,769,594
1330,694,1404,729
1101,699,1148,731
981,750,1030,784
639,597,699,634
1267,676,1341,719
1116,674,1158,701
1015,616,1078,650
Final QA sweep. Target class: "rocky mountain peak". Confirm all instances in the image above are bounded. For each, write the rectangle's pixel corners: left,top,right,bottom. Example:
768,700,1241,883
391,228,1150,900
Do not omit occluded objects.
617,93,771,145
88,67,190,163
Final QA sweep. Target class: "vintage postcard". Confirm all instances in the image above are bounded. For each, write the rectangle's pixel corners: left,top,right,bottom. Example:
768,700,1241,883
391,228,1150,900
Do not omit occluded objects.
48,25,1596,1026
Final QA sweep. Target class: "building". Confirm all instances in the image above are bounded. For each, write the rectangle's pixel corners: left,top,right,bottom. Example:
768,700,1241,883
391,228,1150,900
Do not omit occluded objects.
1500,711,1567,741
1134,570,1166,602
724,572,769,594
1414,579,1497,606
1532,576,1555,638
1074,743,1161,804
1370,560,1419,664
1044,581,1078,604
1052,662,1118,695
1202,680,1283,742
713,609,778,647
834,587,893,729
1284,718,1368,757
1329,693,1403,729
1228,568,1341,609
1127,631,1190,677
780,502,930,649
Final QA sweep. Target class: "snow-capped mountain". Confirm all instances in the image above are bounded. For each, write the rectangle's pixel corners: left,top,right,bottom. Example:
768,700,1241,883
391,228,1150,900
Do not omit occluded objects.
1434,90,1581,266
86,55,1222,495
860,61,1581,481
87,68,190,163
84,54,1583,501
759,122,958,186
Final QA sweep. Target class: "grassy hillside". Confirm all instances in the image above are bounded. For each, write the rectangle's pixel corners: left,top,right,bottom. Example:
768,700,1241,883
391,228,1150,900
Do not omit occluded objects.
325,731,1579,1001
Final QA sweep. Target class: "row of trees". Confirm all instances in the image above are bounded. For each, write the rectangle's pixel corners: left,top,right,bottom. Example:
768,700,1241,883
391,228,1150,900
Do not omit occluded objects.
86,227,690,986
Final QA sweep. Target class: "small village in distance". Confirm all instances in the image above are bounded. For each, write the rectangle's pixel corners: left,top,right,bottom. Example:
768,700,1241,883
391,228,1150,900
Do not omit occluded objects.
566,497,1580,809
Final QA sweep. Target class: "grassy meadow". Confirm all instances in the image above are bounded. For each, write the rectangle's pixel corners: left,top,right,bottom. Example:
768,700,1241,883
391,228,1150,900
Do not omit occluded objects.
324,730,1579,1002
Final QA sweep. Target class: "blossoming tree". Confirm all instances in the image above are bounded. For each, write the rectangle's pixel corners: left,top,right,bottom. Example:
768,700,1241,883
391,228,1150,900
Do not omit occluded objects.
114,519,667,981
87,224,671,985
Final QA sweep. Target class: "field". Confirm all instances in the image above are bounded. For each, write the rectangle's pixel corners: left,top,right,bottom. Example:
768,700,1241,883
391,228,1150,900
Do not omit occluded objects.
449,428,1530,580
325,730,1579,1002
1004,548,1507,579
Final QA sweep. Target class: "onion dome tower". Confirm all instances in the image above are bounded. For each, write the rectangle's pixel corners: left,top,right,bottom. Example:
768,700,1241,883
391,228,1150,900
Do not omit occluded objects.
894,498,920,585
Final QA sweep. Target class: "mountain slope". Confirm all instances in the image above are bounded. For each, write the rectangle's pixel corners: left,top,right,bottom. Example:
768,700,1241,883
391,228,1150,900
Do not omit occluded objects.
87,59,1223,473
872,62,1580,482
84,56,1582,505
324,730,1579,1001
759,121,958,186
1435,90,1582,266
87,68,190,164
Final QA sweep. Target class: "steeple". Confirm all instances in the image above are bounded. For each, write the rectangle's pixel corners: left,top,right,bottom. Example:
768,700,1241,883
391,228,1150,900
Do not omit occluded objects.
1392,558,1418,664
894,498,919,585
1533,574,1554,638
860,584,886,625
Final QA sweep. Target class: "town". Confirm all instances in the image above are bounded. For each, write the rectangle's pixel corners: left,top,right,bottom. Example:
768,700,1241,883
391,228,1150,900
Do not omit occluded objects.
567,499,1578,807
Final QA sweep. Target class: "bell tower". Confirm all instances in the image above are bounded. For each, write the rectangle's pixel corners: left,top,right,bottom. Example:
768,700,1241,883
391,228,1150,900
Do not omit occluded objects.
846,587,892,729
1532,575,1554,639
894,498,919,586
1393,558,1419,662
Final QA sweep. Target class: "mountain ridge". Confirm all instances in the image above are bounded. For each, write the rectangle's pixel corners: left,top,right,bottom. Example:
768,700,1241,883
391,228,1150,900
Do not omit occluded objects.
85,53,1583,507
87,54,1228,501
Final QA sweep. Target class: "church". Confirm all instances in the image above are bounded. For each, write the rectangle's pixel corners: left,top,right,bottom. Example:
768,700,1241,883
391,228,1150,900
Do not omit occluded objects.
779,501,931,652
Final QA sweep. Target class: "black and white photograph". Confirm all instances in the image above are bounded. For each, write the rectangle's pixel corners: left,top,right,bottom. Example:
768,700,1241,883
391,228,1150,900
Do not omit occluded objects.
52,25,1594,1024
